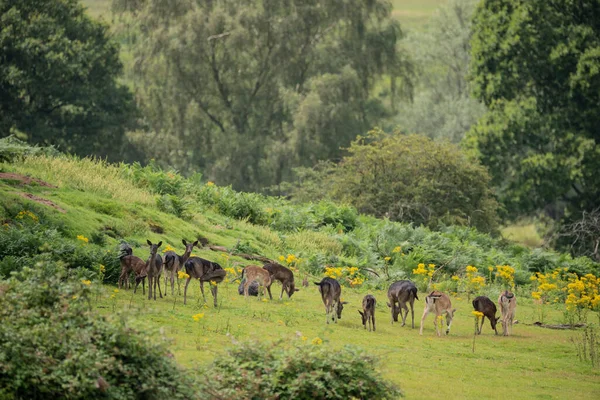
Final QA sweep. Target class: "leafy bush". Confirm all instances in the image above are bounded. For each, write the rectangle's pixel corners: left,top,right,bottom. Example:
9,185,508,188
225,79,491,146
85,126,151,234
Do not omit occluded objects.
120,160,202,197
0,135,59,163
202,339,402,399
0,262,198,399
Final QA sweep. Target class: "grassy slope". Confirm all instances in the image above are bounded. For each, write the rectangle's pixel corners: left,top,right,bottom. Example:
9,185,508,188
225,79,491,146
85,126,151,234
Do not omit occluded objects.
1,157,599,399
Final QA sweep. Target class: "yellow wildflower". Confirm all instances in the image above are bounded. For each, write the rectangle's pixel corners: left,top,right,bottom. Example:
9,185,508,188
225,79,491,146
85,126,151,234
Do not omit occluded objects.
451,275,459,281
192,313,204,321
384,256,391,262
311,337,323,345
206,181,215,186
301,336,307,341
471,311,484,319
262,298,268,303
392,246,402,253
113,289,119,293
81,279,91,286
77,235,89,243
178,270,190,279
210,280,217,287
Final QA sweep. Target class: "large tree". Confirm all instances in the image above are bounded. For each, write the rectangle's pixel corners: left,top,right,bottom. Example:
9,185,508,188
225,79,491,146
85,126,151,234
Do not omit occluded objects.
467,0,600,246
114,0,412,191
0,0,137,159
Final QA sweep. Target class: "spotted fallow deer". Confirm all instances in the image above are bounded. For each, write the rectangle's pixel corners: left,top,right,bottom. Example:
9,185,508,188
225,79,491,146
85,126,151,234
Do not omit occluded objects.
498,290,517,336
118,243,147,294
146,240,163,300
241,265,271,298
420,291,456,336
163,239,198,296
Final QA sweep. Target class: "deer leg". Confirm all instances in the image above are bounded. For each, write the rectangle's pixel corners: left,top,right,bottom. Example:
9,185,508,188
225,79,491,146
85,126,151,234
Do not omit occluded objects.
478,317,484,334
401,303,409,327
199,280,206,302
373,312,376,332
147,276,152,300
211,284,218,307
170,271,175,296
142,277,145,295
243,279,250,297
157,274,163,299
183,277,192,305
410,300,415,329
164,274,168,298
419,307,429,335
177,276,181,296
133,276,140,294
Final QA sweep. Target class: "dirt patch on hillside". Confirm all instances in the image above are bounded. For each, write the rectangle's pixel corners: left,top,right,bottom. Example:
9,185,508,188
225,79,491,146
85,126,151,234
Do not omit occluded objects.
0,172,56,188
18,193,66,213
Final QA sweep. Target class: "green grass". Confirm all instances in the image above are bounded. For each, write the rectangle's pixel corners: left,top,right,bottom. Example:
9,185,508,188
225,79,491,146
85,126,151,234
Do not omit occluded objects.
502,223,545,248
97,282,600,399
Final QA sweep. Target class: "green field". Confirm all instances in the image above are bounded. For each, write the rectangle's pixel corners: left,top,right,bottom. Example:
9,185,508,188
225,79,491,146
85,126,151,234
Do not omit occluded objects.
1,153,599,399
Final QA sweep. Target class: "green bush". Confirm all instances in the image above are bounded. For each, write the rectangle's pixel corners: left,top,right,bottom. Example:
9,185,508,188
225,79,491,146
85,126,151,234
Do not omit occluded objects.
202,340,402,399
0,135,59,163
0,262,198,399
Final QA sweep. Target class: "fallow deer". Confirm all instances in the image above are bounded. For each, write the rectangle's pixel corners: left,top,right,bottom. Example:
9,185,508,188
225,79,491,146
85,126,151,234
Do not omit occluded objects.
386,280,418,328
358,294,376,332
118,243,147,295
262,263,299,300
314,277,348,324
146,240,163,300
183,257,226,307
163,239,198,296
498,290,517,336
419,291,456,336
472,295,499,335
241,265,271,298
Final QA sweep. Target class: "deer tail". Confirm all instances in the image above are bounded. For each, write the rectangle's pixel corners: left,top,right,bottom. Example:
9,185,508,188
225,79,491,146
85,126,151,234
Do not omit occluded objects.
412,286,419,301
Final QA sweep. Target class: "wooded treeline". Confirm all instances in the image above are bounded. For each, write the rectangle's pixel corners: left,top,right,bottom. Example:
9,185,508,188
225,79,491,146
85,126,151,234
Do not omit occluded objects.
0,0,598,258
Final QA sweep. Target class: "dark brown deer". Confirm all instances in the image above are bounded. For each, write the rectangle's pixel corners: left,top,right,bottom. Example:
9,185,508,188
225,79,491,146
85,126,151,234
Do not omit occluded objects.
183,257,226,307
314,277,348,324
358,294,376,332
163,239,198,296
146,240,163,300
241,265,271,298
420,291,456,336
117,244,147,294
386,280,419,328
262,263,299,300
472,296,499,335
498,290,517,336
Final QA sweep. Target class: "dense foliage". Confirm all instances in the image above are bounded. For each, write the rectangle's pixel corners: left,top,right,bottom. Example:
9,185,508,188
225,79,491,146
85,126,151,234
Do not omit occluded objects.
113,0,413,191
0,0,138,160
284,129,499,233
0,262,198,399
467,0,600,257
202,340,402,399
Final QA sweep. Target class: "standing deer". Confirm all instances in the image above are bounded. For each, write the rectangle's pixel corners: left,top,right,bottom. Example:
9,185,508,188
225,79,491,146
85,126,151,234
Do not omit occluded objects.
146,240,163,300
420,291,456,336
262,263,299,300
314,277,348,324
118,243,147,294
241,265,271,298
472,296,499,335
183,257,226,307
358,294,376,332
386,280,419,328
163,239,198,296
498,290,517,336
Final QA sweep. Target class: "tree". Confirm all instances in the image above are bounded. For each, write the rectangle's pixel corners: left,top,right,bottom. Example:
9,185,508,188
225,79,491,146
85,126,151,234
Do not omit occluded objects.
392,0,485,143
113,0,413,191
466,0,600,255
286,129,499,233
0,0,137,160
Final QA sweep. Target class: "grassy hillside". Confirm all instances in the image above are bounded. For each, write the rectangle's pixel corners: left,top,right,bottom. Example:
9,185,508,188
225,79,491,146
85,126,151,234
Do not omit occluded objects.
1,143,599,398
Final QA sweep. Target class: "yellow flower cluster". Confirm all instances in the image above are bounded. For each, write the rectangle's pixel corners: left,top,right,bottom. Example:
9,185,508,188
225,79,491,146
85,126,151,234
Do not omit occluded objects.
465,265,486,293
192,313,204,321
412,263,435,277
324,266,365,287
177,270,190,279
16,210,38,222
162,244,175,253
81,279,91,286
470,276,486,290
206,181,215,186
76,235,89,243
392,246,402,253
471,311,484,319
278,253,301,269
530,269,565,303
311,337,323,345
565,273,600,312
495,265,515,288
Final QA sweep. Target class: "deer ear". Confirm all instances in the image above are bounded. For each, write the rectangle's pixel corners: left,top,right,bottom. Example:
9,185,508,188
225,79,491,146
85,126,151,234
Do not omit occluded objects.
342,301,349,305
182,239,187,246
358,310,364,316
146,239,152,246
157,241,162,247
452,308,457,316
193,240,199,247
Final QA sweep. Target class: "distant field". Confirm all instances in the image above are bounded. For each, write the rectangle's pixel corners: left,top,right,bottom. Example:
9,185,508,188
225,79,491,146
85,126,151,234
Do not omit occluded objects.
81,0,447,31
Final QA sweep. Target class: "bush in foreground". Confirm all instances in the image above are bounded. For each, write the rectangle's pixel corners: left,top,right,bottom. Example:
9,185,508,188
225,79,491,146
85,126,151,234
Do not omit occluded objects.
202,339,402,399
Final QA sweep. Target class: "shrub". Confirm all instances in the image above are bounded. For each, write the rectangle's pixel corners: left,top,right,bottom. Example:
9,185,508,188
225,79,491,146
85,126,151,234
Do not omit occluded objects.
0,262,198,399
202,339,402,399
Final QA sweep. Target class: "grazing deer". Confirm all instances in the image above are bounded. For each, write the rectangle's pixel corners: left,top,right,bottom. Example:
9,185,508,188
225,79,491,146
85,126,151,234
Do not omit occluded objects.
118,243,147,294
387,280,419,328
241,265,271,298
146,240,163,300
472,296,499,335
183,257,226,307
163,239,198,296
314,277,348,324
238,279,259,296
262,263,299,300
419,291,456,336
358,294,376,332
498,290,517,336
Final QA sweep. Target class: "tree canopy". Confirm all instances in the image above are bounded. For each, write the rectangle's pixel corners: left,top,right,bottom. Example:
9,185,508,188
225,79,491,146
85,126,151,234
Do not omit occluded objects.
0,0,138,160
114,0,413,191
467,0,600,223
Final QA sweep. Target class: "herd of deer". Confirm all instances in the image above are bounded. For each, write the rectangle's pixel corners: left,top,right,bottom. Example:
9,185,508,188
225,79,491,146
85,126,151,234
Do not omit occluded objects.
118,239,517,336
